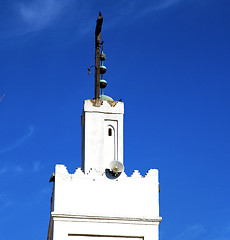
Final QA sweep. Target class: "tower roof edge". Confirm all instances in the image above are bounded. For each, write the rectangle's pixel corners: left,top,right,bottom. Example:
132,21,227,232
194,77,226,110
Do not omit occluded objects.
83,99,124,114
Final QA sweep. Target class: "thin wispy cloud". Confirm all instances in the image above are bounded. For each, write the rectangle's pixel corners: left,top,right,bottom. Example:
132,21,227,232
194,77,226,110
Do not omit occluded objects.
14,165,24,173
17,0,73,32
33,161,40,172
0,0,193,43
118,0,186,15
0,125,34,154
170,222,230,240
96,0,192,34
210,222,230,240
0,161,42,174
172,224,206,240
0,167,7,175
149,0,187,10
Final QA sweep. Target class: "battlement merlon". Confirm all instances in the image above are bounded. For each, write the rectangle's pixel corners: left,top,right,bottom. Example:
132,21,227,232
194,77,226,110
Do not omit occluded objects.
50,164,160,221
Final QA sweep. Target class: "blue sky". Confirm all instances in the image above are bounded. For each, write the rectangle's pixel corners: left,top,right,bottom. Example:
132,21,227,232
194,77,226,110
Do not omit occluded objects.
0,0,230,239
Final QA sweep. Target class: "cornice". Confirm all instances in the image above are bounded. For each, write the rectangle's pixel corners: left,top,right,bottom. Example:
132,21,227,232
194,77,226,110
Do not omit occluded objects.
51,212,162,225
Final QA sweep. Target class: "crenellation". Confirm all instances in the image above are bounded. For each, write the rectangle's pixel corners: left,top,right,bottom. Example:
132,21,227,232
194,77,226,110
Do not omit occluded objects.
54,164,158,181
55,164,69,174
145,169,159,180
74,167,84,176
86,168,102,178
130,170,142,178
52,163,160,224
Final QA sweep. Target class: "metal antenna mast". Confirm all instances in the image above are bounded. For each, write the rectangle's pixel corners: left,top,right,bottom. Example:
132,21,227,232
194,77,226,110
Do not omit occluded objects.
95,12,103,100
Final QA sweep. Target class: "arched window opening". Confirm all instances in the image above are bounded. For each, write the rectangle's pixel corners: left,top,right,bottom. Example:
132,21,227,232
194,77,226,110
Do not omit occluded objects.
108,128,112,136
104,121,118,162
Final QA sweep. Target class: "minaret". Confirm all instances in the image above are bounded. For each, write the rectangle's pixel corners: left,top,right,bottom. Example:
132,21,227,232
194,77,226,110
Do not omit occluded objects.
47,13,161,240
82,13,124,175
81,99,124,174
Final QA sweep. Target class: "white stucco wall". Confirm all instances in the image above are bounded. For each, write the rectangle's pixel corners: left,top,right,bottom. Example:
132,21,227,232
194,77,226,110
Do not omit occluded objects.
48,165,161,240
51,216,159,240
81,100,124,174
47,99,161,240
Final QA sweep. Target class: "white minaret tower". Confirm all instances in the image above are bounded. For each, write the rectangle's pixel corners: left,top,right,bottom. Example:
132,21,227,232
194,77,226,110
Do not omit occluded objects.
81,99,124,174
47,13,161,240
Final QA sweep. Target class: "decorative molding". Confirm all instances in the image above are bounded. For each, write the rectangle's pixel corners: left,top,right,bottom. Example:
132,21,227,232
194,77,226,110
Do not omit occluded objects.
68,233,143,239
54,165,158,181
107,101,118,107
84,99,124,114
51,212,162,225
90,99,103,107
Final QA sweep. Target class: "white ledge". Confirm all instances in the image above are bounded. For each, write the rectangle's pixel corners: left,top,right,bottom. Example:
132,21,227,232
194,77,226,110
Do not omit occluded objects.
54,165,158,180
84,100,124,114
51,212,162,225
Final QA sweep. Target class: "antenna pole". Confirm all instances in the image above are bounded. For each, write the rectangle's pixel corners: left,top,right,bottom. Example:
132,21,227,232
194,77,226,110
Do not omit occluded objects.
95,12,103,100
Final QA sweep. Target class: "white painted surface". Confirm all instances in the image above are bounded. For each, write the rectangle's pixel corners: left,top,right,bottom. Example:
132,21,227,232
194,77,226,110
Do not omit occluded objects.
47,99,161,240
69,235,142,240
81,100,124,174
53,165,159,218
51,214,159,240
48,165,161,240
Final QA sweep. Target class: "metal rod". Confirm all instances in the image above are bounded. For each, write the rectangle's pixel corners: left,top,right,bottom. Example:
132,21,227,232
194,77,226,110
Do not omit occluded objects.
95,12,103,100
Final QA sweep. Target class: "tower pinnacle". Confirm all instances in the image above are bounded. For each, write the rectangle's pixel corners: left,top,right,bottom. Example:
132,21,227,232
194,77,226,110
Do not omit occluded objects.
95,12,103,100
